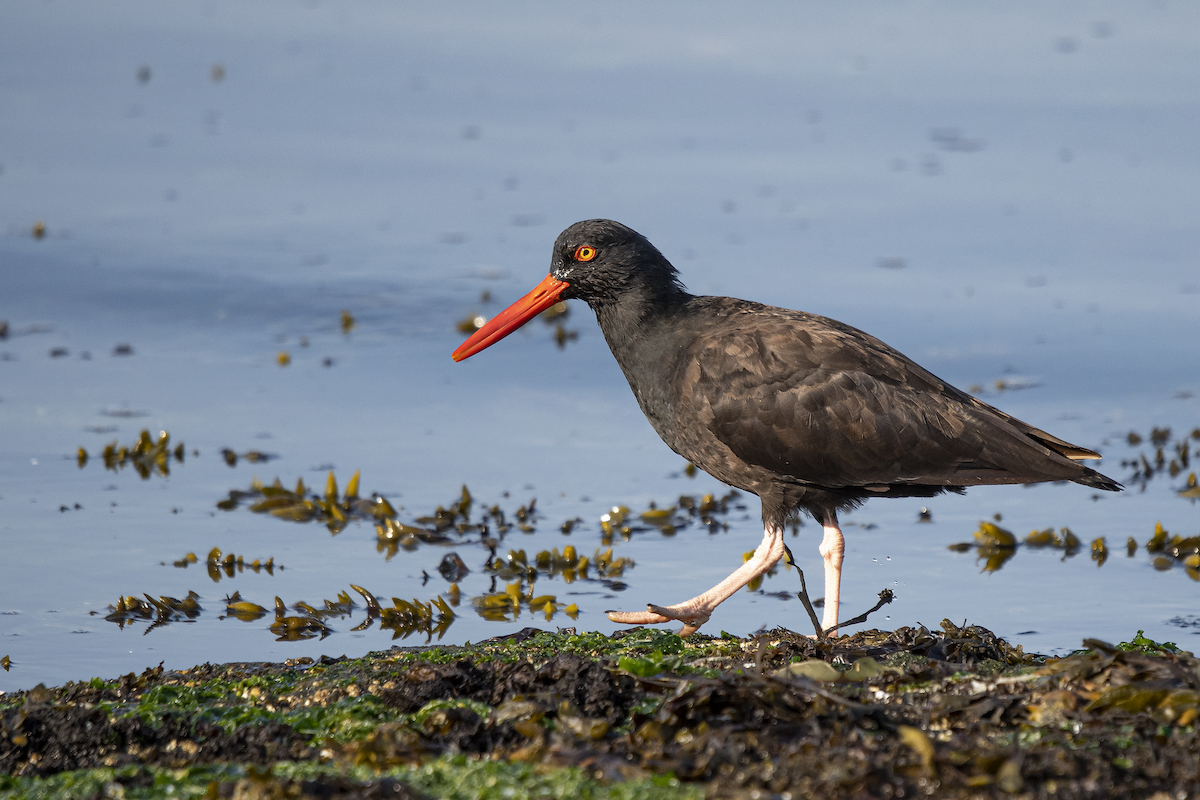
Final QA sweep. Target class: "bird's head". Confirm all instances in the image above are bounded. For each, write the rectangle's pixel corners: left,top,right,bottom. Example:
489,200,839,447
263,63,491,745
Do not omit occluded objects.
452,219,683,361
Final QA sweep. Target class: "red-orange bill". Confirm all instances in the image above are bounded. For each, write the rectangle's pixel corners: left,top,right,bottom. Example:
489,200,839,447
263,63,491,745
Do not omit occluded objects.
452,274,570,361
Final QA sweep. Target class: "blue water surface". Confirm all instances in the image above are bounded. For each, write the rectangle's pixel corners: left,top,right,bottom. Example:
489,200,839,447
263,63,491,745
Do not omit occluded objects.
1,1,1198,692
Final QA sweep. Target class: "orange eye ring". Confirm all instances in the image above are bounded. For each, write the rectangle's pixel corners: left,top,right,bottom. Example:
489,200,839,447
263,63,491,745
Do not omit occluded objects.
573,245,596,262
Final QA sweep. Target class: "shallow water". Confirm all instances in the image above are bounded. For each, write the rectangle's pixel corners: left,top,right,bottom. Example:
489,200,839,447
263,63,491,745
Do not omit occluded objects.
2,1,1198,693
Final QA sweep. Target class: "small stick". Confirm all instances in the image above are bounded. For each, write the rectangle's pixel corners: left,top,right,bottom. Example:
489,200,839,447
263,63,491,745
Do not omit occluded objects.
822,589,895,637
784,545,825,639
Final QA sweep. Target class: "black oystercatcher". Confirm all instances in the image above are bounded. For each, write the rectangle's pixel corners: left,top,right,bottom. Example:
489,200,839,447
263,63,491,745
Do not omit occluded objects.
453,219,1122,636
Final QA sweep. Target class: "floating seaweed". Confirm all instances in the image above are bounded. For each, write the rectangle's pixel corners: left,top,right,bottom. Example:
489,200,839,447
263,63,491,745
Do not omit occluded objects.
78,429,185,480
349,585,456,641
436,552,470,583
219,476,548,569
217,471,396,535
1145,522,1200,580
223,591,268,621
270,613,333,641
219,448,276,467
168,549,279,582
950,520,1200,580
1024,526,1081,551
472,546,632,622
103,591,202,633
743,546,787,591
1121,426,1200,486
375,520,452,558
471,580,579,623
456,312,486,334
99,584,455,642
484,545,631,585
1179,471,1200,502
598,490,745,544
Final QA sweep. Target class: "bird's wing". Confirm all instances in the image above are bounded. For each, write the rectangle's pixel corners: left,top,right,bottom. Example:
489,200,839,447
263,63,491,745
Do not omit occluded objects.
677,302,1081,488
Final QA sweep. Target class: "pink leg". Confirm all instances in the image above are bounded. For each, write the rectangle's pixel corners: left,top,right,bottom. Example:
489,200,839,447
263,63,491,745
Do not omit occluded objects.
818,516,845,634
607,523,785,636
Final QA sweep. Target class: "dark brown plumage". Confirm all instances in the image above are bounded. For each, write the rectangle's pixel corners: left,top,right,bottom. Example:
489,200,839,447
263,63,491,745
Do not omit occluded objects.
454,219,1121,636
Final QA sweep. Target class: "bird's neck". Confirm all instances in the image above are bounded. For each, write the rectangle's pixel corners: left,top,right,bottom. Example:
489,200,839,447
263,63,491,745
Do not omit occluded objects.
589,281,691,359
588,283,694,451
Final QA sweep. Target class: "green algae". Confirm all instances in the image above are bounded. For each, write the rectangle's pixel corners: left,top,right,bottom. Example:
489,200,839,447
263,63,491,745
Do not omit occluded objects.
0,758,698,800
5,626,1200,798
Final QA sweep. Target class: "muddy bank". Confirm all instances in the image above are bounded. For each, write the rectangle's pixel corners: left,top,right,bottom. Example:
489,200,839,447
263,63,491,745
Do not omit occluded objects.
2,623,1198,799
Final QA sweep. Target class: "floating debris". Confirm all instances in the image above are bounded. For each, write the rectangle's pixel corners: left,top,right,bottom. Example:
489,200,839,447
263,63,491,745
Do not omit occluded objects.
951,520,1199,580
219,477,548,569
1122,426,1199,485
436,552,470,583
485,545,631,585
100,584,452,642
455,302,577,347
340,310,356,333
472,580,579,623
103,591,202,632
743,546,786,591
552,322,577,349
1025,525,1081,555
79,429,185,480
348,585,456,640
219,448,275,467
223,591,268,621
456,313,486,334
167,549,278,582
216,471,391,534
1145,522,1200,580
950,521,1018,572
1179,471,1200,501
270,613,332,641
540,301,570,323
974,521,1016,547
598,491,744,544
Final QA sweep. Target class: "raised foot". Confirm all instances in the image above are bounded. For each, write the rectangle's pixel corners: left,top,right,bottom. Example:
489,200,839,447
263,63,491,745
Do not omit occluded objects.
607,603,712,637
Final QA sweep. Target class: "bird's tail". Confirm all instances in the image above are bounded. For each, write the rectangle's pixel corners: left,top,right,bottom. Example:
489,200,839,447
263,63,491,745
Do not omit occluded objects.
1074,466,1123,492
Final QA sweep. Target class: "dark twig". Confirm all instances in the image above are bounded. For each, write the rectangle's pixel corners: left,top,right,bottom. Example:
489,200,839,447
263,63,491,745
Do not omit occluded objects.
823,589,895,637
784,545,825,639
785,545,895,638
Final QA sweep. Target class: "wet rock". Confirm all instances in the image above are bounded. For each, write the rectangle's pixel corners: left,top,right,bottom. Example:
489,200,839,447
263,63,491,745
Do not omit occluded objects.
0,705,312,777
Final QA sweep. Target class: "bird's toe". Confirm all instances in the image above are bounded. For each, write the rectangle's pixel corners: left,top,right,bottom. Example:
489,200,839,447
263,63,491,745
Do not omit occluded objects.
607,608,671,624
647,603,711,629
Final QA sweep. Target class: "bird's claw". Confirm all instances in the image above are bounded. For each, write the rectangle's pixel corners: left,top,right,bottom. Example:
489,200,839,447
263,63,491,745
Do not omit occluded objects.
607,603,711,637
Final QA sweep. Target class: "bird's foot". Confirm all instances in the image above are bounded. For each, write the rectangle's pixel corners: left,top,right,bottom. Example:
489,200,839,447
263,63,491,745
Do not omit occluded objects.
607,603,712,637
801,628,844,641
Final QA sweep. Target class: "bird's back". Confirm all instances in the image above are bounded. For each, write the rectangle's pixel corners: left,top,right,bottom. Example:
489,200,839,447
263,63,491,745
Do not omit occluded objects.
615,296,1120,504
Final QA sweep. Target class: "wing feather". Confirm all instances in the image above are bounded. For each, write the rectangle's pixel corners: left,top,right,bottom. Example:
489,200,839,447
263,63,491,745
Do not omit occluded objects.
676,299,1090,489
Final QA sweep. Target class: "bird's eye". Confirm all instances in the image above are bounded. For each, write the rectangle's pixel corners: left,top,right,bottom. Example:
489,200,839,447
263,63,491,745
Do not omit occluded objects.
573,245,596,262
